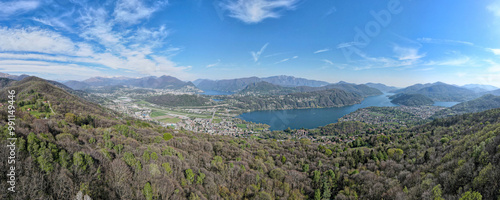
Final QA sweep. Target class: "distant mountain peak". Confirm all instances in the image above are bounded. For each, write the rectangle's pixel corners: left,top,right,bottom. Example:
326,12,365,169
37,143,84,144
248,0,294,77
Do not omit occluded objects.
65,75,195,90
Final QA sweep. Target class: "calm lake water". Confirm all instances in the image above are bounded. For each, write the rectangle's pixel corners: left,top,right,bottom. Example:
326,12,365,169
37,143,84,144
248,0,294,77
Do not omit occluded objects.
239,93,458,131
433,101,460,107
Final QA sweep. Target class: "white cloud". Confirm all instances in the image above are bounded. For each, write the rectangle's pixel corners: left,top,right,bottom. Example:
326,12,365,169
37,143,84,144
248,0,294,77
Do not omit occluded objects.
314,48,330,54
206,59,221,68
417,38,474,46
324,6,336,17
337,42,363,49
487,1,500,17
275,55,297,64
0,1,40,17
351,52,418,70
219,0,298,24
393,46,426,61
251,43,269,62
0,60,103,79
425,57,471,66
486,60,500,72
0,25,191,79
113,0,167,25
488,48,500,55
322,59,333,65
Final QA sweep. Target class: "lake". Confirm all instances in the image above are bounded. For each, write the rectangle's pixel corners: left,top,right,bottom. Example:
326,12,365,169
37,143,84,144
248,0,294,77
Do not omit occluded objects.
433,101,460,107
239,93,458,131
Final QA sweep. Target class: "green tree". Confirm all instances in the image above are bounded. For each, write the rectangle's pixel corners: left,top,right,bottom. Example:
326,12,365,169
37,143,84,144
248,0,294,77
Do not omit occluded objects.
73,151,93,171
37,147,54,173
58,150,70,169
196,171,206,184
163,133,173,141
459,191,482,200
143,182,153,200
432,184,444,200
322,180,332,199
314,189,321,200
151,152,158,161
325,149,333,156
303,164,309,172
185,169,195,184
162,162,172,174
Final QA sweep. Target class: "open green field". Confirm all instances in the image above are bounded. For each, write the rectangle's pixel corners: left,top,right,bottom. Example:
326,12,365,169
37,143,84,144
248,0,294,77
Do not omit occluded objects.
21,104,51,118
159,118,181,123
134,99,213,119
150,111,167,118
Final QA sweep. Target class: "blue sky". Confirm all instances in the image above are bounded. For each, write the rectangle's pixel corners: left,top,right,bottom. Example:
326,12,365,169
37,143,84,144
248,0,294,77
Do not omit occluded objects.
1,0,500,87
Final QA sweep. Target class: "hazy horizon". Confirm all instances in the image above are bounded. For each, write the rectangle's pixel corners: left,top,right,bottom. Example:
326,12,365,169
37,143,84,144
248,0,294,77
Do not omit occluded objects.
4,71,500,89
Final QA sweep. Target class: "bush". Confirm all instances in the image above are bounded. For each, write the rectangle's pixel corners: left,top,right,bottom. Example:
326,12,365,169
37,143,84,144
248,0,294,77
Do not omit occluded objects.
163,133,173,141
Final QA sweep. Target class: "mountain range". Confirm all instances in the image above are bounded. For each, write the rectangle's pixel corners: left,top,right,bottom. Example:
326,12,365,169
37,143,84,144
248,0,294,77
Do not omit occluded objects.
461,84,499,92
0,72,29,81
239,80,383,97
64,75,196,90
393,82,480,102
365,83,399,92
194,75,330,92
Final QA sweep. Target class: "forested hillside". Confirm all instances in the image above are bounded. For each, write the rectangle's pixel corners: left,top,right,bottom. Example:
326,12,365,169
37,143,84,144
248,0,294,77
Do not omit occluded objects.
228,89,363,111
0,77,499,200
433,94,500,118
390,94,434,106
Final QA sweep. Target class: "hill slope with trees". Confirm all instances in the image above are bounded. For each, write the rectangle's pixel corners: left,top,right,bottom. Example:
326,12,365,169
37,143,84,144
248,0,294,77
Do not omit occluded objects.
0,77,499,200
390,94,435,106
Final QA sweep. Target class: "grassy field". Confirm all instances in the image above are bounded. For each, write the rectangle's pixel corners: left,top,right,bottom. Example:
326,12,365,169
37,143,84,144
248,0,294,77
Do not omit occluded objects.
159,118,181,123
135,99,213,119
22,104,51,118
150,111,167,118
236,124,247,129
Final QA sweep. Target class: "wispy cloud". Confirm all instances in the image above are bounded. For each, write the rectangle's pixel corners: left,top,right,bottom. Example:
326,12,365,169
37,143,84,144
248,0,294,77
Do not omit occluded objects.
0,0,40,17
350,52,419,70
251,43,269,62
218,0,298,24
206,59,221,68
314,48,330,54
417,38,474,46
486,60,500,72
113,0,167,25
337,42,363,49
0,27,81,54
424,56,471,66
393,46,426,60
413,67,434,71
487,1,500,17
275,55,297,64
264,52,288,58
0,60,103,79
324,6,336,17
322,59,333,65
488,48,500,55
